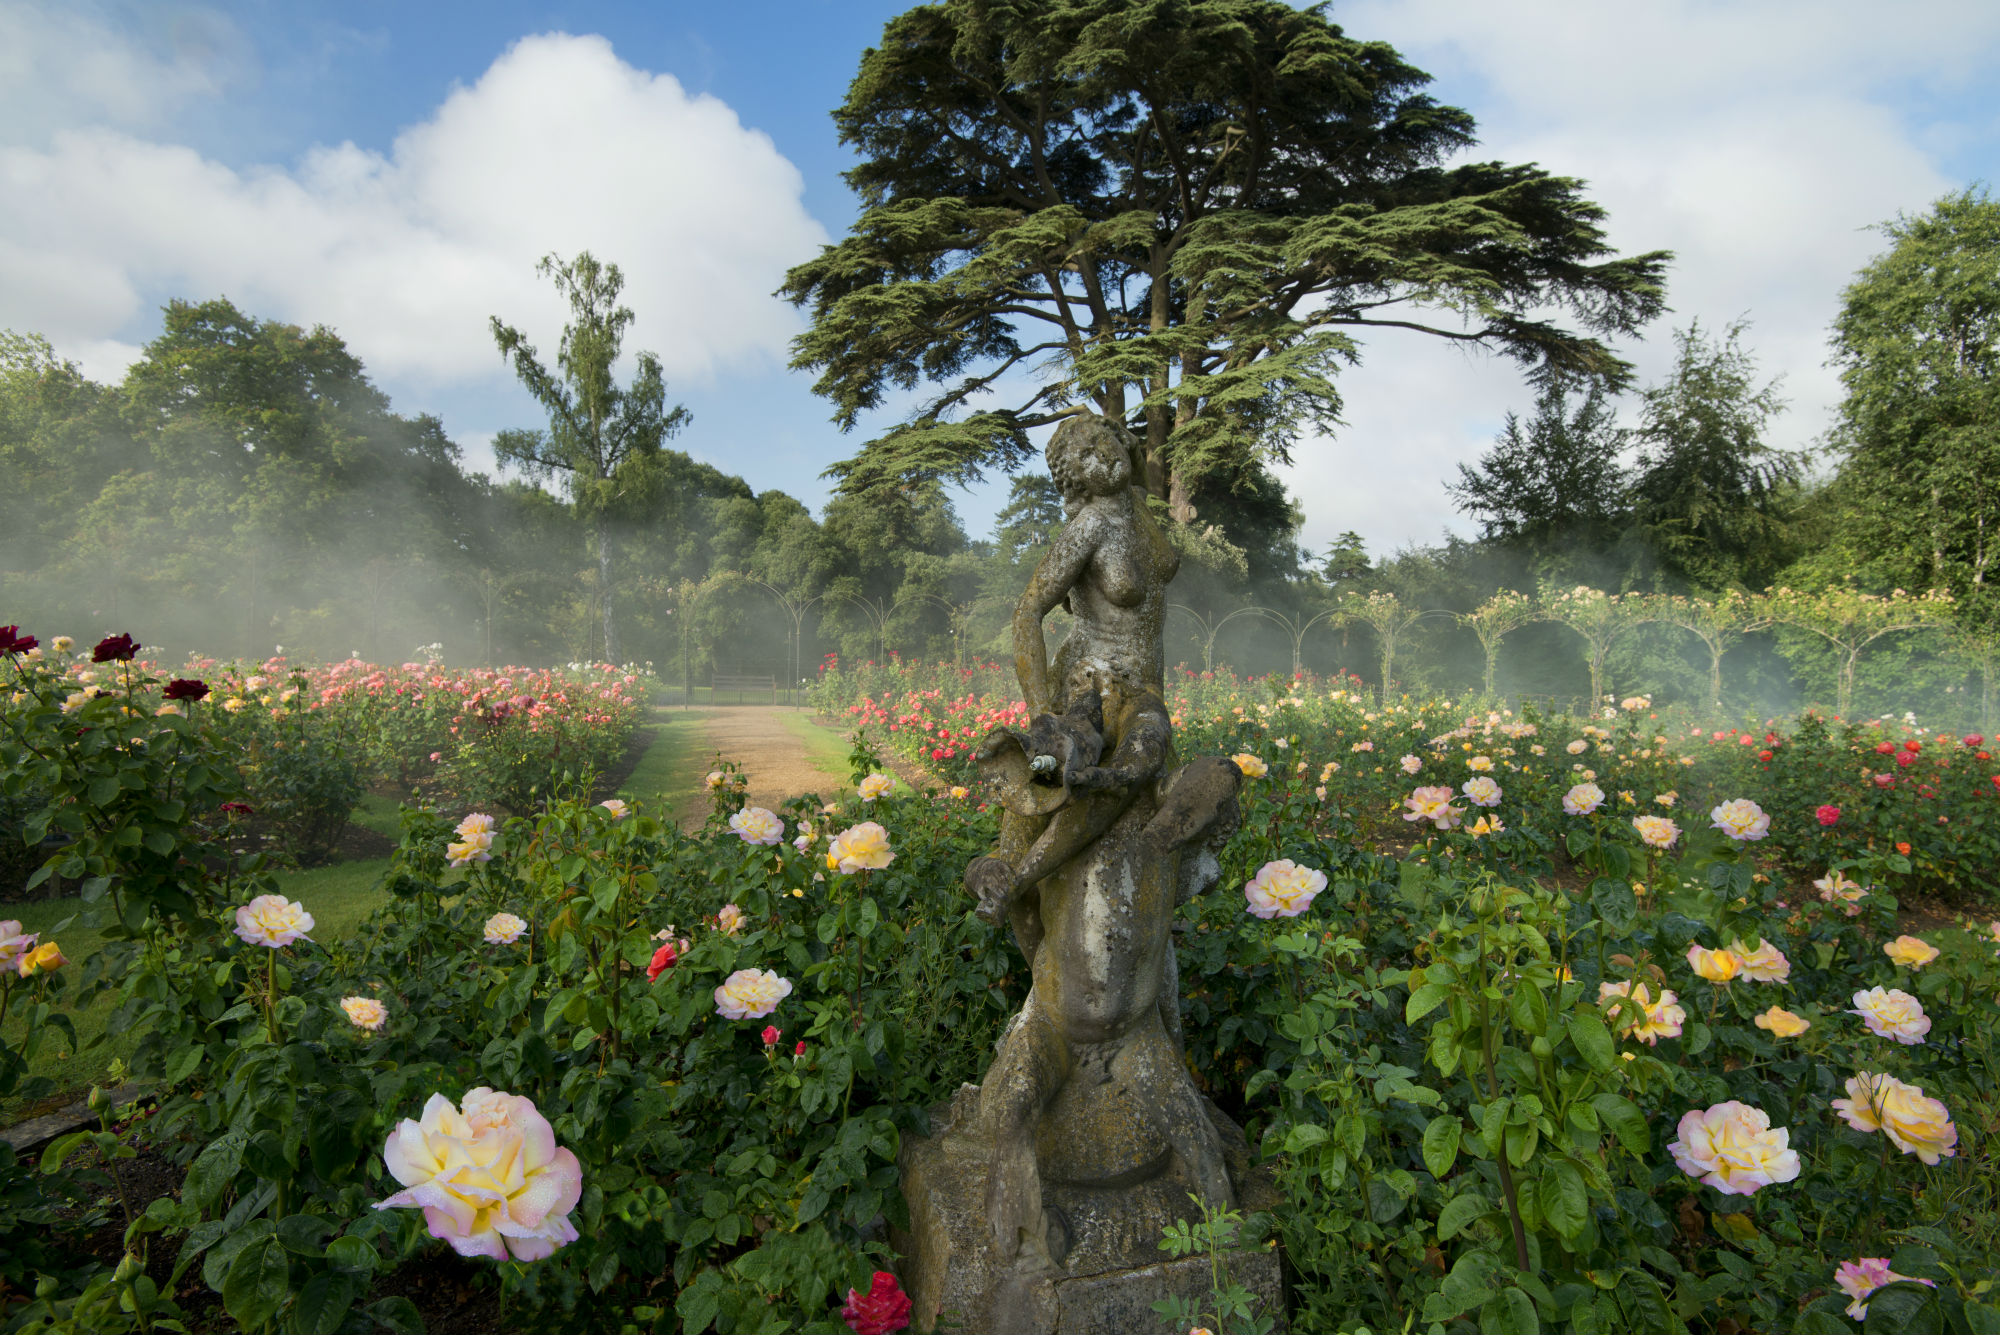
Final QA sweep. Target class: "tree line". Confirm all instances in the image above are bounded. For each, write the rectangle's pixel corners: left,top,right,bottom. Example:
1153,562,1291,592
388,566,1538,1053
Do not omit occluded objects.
2,0,1991,723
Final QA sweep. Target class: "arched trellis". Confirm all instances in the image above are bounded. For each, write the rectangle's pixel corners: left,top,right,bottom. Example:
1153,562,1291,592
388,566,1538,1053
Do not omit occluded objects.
747,579,826,707
1456,590,1537,698
895,591,1009,666
1337,592,1455,703
1167,603,1268,675
1242,606,1342,678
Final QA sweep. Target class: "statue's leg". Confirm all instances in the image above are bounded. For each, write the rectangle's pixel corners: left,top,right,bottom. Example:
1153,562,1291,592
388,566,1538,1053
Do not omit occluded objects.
1157,930,1184,1056
978,994,1070,1270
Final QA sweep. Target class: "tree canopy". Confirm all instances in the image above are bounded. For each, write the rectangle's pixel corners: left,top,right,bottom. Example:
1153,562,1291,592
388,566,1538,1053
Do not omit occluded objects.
783,0,1671,519
1826,187,2000,625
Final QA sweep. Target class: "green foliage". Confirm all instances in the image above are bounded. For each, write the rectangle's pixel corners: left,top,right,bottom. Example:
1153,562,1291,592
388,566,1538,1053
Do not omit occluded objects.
783,0,1669,508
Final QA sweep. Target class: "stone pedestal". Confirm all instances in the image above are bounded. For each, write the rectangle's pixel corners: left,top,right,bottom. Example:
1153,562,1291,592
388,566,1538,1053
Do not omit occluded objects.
894,1084,1285,1335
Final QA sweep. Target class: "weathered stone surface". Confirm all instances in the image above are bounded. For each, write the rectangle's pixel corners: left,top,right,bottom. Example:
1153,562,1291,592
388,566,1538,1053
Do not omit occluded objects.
900,413,1284,1333
895,1084,1284,1335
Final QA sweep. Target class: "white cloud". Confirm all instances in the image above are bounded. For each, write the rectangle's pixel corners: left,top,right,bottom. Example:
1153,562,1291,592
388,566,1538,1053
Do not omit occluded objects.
0,2,253,142
0,31,826,391
1277,0,2000,560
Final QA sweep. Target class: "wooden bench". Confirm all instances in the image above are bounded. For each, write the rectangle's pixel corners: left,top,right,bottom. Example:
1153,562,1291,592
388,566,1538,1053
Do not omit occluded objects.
711,673,778,704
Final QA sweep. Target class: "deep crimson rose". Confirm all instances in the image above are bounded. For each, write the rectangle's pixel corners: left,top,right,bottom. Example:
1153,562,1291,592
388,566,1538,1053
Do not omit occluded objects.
646,941,678,982
1758,749,1774,762
841,1272,912,1335
795,1040,807,1056
0,625,35,655
761,1025,781,1047
162,678,209,701
1968,734,1986,748
219,802,254,816
91,633,138,663
1816,805,1841,827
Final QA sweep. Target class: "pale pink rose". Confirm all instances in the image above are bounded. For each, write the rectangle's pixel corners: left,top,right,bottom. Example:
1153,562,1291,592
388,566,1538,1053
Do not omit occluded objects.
716,903,748,935
1836,1258,1935,1320
714,968,793,1020
1631,815,1679,849
826,822,894,873
1667,1101,1800,1196
1709,798,1770,841
234,894,314,948
0,921,38,973
456,813,496,838
728,806,784,846
597,798,629,820
374,1090,583,1262
1243,860,1327,919
1850,987,1931,1044
1563,782,1605,815
1833,1072,1957,1164
1461,776,1502,807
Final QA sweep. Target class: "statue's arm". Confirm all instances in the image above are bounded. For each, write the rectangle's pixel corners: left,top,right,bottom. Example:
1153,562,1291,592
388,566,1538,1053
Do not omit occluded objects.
1012,515,1098,715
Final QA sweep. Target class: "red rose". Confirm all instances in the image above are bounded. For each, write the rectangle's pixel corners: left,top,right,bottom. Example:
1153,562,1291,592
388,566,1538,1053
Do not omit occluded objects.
219,802,254,816
762,1025,782,1047
841,1272,912,1335
1815,805,1840,827
91,632,138,662
1905,739,1922,753
1896,841,1912,856
0,625,36,656
1874,741,1896,755
162,678,209,701
1758,750,1774,762
646,941,679,982
795,1040,807,1056
1894,751,1916,768
1965,735,1985,748
1874,774,1895,788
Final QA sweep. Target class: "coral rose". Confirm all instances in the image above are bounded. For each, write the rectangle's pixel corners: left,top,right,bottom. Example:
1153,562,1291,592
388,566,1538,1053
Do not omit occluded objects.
1667,1101,1800,1196
374,1089,583,1261
647,941,679,982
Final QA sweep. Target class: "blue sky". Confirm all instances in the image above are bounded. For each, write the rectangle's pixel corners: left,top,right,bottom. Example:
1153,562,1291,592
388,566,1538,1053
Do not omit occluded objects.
3,0,1997,557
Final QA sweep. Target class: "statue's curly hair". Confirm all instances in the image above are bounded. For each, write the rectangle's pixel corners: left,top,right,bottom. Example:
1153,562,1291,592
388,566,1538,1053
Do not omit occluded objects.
1046,414,1134,498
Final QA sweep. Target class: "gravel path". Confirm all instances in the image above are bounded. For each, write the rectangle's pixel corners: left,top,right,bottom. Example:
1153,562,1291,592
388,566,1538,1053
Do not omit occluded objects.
694,707,848,815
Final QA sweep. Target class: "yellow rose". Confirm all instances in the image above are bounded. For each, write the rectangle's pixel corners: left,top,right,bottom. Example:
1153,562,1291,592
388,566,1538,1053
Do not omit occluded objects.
1686,944,1741,983
827,822,894,874
340,996,388,1031
1832,1072,1958,1164
857,772,895,801
1729,938,1791,983
1753,1005,1809,1038
1231,753,1268,778
1883,935,1939,969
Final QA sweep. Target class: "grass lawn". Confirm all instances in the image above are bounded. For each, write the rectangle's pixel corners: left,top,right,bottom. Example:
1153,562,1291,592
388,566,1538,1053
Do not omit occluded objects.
623,713,712,822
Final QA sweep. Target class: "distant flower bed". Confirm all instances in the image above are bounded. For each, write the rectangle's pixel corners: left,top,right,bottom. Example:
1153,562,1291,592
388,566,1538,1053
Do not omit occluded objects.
814,659,2000,899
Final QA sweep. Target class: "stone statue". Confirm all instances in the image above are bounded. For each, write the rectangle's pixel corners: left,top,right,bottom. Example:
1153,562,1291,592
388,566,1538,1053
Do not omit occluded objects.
895,414,1278,1334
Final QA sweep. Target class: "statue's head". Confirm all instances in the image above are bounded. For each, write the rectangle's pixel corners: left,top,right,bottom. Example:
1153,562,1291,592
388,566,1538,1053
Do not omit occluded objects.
1046,414,1134,504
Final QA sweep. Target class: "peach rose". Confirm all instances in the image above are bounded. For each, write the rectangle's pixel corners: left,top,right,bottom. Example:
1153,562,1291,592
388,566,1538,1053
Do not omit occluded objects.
1832,1072,1958,1164
1667,1101,1800,1196
1850,987,1931,1044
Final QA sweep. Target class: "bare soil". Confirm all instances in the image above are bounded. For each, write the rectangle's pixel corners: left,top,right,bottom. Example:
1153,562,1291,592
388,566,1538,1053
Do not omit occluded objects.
691,707,846,819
